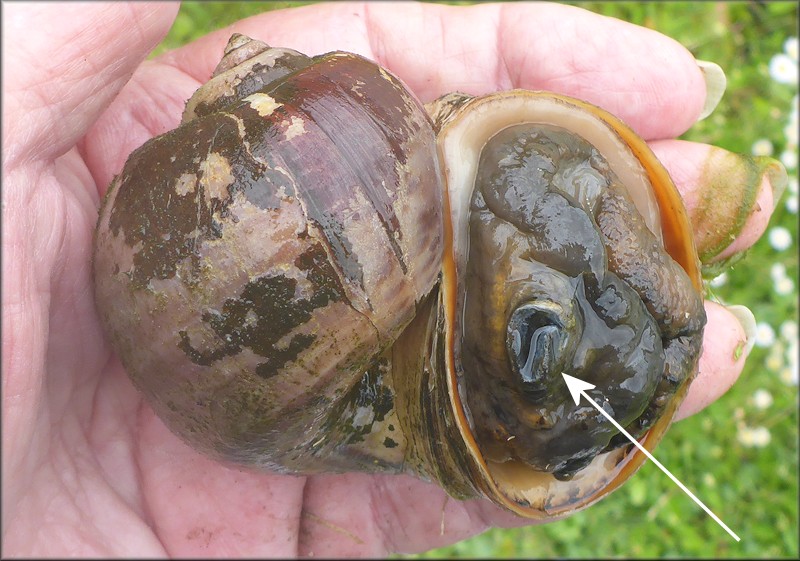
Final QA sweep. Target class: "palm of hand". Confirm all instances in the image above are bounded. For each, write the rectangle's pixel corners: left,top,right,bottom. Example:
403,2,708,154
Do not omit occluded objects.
3,2,769,557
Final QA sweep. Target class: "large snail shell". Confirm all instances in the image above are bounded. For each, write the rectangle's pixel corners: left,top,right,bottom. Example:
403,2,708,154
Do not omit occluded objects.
94,35,444,473
93,35,705,519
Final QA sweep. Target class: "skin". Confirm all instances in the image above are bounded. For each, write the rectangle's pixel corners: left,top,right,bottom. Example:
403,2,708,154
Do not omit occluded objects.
2,1,777,557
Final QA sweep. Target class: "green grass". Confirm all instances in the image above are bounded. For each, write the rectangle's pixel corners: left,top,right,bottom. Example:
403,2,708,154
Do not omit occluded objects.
154,2,798,557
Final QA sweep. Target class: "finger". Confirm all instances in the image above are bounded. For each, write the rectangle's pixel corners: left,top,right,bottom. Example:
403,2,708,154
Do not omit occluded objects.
366,1,707,140
83,59,201,191
298,472,527,556
651,139,786,264
90,1,710,187
2,1,179,168
136,404,306,557
675,301,754,421
158,1,707,140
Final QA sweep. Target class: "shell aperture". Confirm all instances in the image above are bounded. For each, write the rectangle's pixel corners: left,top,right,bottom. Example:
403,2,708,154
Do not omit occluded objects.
459,123,703,480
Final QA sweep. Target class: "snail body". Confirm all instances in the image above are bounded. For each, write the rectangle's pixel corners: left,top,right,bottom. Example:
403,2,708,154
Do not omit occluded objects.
93,35,706,518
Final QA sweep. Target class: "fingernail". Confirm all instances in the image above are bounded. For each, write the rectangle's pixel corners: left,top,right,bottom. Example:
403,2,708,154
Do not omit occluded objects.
694,148,788,274
697,60,727,120
700,156,789,278
724,304,756,361
763,156,789,210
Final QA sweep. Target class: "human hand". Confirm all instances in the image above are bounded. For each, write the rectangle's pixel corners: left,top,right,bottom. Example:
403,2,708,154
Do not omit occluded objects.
2,1,782,557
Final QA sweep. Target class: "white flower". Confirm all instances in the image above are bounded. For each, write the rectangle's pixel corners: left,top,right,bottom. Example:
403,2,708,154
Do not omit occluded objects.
781,149,798,170
787,194,798,214
787,179,799,213
780,320,798,341
752,388,774,409
779,365,799,386
766,352,784,371
785,36,799,62
709,272,728,287
770,53,799,85
787,339,798,369
775,275,795,296
766,341,785,371
786,122,799,147
755,322,776,347
737,425,772,447
752,138,774,156
769,226,793,251
771,262,787,281
751,427,771,447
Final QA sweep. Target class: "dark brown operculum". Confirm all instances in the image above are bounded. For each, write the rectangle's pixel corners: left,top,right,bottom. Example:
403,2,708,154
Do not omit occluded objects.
93,51,443,472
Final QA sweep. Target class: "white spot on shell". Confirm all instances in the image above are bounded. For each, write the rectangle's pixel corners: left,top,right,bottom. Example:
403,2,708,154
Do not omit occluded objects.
243,310,258,329
175,173,197,196
284,116,306,140
352,405,374,428
351,79,366,97
199,153,235,202
226,113,247,142
244,93,283,117
378,66,395,85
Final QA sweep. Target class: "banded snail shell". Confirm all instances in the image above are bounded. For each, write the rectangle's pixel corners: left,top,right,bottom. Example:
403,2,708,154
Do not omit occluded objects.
92,34,705,518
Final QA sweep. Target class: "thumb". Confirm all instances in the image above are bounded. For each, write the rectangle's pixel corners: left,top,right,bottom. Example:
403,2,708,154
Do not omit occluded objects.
2,1,179,167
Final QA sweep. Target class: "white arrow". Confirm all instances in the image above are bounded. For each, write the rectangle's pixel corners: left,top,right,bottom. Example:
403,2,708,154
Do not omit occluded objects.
561,373,741,542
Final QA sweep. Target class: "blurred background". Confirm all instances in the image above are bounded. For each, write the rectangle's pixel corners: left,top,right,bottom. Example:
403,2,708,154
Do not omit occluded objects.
154,2,798,557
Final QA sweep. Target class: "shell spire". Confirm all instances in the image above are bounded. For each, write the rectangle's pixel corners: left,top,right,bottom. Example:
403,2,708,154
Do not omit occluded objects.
212,33,272,77
182,34,312,123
